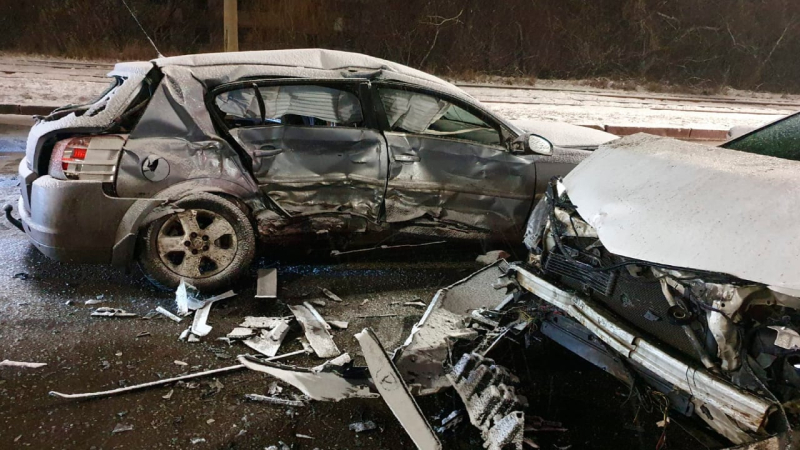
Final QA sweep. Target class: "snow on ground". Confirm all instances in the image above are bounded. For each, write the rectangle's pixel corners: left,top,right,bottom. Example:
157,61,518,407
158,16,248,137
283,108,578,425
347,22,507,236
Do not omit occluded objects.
0,54,796,130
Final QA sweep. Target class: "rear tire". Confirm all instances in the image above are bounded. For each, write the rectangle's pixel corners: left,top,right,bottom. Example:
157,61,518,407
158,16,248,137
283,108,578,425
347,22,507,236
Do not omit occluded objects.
137,193,256,292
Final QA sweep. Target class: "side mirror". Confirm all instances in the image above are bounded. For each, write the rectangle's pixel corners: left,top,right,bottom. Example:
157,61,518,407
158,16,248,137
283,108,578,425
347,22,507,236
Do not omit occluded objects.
511,133,553,155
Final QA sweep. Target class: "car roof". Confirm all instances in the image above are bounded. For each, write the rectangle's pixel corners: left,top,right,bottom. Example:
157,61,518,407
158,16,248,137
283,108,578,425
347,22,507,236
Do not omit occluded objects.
111,49,519,133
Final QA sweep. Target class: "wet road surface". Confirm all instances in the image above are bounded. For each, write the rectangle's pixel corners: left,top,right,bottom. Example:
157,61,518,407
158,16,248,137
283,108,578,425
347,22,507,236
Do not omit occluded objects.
0,128,700,449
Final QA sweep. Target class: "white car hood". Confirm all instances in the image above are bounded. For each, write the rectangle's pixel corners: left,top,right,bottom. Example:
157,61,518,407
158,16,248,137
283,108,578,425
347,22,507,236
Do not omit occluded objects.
563,133,800,292
511,119,617,148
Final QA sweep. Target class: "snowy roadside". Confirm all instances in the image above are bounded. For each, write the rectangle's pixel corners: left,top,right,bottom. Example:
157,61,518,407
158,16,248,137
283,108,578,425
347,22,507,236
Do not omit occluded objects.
0,54,795,131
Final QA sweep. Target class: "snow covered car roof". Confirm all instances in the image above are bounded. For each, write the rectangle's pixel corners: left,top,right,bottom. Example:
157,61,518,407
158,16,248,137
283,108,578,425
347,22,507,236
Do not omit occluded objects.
560,133,800,293
113,49,468,107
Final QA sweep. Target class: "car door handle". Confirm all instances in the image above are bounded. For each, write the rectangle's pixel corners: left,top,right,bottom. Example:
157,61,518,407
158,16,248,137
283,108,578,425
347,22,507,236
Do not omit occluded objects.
394,154,420,163
254,145,284,158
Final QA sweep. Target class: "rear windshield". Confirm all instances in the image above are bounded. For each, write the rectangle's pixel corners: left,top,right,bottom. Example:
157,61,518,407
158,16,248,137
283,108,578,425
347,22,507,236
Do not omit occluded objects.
723,112,800,161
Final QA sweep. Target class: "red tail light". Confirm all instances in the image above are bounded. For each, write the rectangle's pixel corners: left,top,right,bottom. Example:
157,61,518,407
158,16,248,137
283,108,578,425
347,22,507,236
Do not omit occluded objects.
50,137,92,180
48,135,125,182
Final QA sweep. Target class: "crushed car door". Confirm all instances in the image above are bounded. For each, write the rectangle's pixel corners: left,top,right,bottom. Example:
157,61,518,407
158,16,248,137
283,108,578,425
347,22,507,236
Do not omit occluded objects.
212,80,387,223
375,85,537,237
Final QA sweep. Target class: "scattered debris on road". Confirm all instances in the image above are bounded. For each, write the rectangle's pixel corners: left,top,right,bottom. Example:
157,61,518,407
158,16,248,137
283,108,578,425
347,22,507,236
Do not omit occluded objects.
256,268,277,299
288,303,340,358
0,360,46,368
349,420,378,433
91,307,137,318
111,423,134,434
320,287,343,303
245,393,307,407
155,306,183,323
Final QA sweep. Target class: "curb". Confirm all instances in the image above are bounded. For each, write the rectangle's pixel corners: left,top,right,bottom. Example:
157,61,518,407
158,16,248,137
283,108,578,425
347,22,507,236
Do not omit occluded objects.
0,104,55,116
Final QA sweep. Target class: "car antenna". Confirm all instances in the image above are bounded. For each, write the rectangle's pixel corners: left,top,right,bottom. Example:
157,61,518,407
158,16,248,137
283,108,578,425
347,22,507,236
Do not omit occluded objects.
119,0,164,58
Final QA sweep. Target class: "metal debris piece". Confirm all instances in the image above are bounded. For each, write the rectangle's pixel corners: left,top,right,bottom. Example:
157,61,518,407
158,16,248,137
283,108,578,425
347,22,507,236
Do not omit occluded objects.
321,288,343,303
268,382,282,395
49,350,306,400
136,331,151,338
355,328,441,450
178,328,191,341
329,320,349,330
155,306,183,323
313,353,352,372
0,360,47,368
447,353,525,450
349,420,377,433
243,322,291,357
91,307,137,318
331,240,446,256
238,354,376,401
112,423,134,434
239,317,287,329
191,301,214,337
245,393,307,406
227,327,255,340
288,304,340,358
175,279,201,315
769,326,800,350
394,262,509,394
256,268,278,299
404,301,427,308
355,314,398,319
476,250,511,265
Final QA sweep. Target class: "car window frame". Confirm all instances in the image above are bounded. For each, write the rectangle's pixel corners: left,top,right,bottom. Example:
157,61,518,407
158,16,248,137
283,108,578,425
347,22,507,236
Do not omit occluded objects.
208,78,376,132
371,81,515,150
207,78,378,173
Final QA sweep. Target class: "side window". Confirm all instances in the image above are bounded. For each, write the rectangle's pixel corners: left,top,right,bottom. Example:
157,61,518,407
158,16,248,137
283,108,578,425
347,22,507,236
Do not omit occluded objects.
215,84,364,129
377,87,502,146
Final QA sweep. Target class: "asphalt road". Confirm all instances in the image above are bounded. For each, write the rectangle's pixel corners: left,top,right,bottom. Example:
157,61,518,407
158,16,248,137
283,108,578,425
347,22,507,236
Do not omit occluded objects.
0,128,699,449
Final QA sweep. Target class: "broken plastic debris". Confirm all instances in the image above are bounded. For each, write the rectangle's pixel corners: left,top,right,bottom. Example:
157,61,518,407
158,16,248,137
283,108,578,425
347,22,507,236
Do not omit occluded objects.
245,393,307,406
256,268,278,299
355,328,441,449
91,307,136,318
329,320,349,330
289,303,340,358
191,301,214,337
155,306,183,323
112,423,134,434
321,288,343,303
296,433,314,439
12,272,29,280
404,301,427,308
175,279,201,315
243,322,291,357
239,316,287,329
238,354,376,401
0,360,46,368
84,299,103,305
227,327,255,339
190,437,206,444
310,299,326,307
162,389,173,400
349,420,377,433
174,360,188,366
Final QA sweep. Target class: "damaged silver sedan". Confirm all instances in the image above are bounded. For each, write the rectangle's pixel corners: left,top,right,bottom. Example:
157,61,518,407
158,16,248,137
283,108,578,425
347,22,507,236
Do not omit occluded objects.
4,49,614,290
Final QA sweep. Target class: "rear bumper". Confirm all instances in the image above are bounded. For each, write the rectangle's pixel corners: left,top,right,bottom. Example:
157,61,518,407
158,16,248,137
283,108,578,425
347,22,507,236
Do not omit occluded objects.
18,162,137,263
